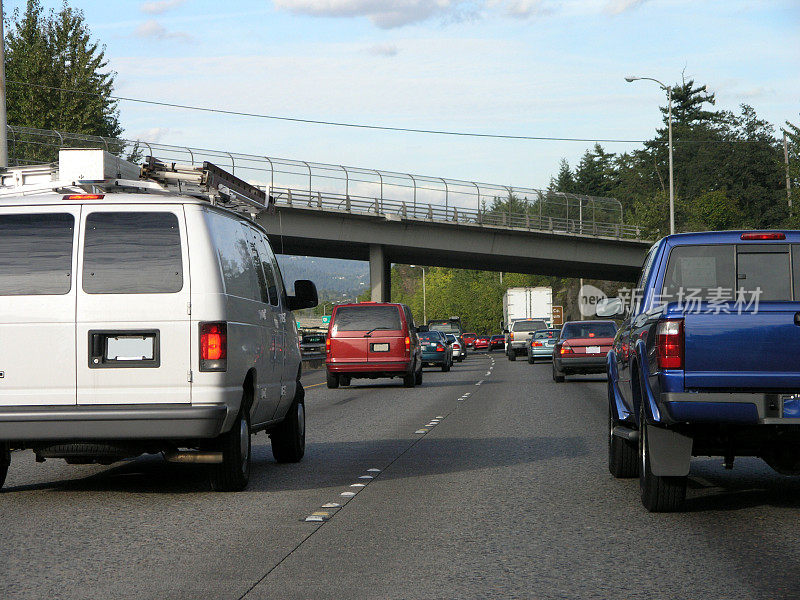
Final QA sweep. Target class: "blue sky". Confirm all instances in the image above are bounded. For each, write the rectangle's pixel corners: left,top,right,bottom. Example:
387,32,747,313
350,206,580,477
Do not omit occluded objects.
5,0,800,191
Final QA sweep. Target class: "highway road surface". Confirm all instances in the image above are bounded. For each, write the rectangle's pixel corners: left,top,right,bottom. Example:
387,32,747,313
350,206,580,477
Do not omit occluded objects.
2,354,800,599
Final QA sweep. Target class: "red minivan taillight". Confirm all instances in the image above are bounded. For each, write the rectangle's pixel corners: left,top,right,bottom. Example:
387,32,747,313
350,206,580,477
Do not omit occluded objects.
405,336,411,355
657,319,684,369
326,337,331,354
200,322,227,371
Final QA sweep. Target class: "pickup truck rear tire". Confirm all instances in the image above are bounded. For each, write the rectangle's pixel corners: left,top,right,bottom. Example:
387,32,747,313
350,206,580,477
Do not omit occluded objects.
639,407,687,512
326,372,339,389
209,408,251,492
271,385,306,463
608,409,638,478
0,443,9,491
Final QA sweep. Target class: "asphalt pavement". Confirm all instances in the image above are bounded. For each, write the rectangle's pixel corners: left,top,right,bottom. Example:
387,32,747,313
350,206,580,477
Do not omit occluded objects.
2,354,800,599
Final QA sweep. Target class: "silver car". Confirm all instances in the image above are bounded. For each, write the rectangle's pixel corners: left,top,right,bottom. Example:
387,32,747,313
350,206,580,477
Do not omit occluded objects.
527,329,560,363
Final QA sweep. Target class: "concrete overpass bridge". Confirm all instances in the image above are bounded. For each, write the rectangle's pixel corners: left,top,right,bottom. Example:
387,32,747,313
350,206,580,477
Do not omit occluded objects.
9,127,652,300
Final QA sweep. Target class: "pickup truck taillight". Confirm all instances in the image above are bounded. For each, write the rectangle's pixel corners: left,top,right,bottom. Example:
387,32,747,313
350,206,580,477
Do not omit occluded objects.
326,338,331,354
200,322,227,372
559,342,574,355
657,319,684,369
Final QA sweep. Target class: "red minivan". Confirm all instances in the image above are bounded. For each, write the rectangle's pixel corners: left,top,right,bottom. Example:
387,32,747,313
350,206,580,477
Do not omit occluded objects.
326,302,423,389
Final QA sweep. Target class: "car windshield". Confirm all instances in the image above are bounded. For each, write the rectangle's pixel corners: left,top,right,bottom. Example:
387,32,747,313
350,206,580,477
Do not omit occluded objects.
512,320,547,332
560,322,617,339
534,330,557,340
333,306,401,331
418,331,442,342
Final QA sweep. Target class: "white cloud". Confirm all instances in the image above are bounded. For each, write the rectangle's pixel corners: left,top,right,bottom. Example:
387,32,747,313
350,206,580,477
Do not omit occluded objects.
272,0,648,27
366,43,400,56
140,0,186,14
604,0,649,15
272,0,477,28
131,127,174,143
134,19,192,41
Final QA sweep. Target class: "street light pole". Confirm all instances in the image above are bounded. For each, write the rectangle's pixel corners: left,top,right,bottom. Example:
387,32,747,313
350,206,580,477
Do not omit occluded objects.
0,0,8,168
410,265,427,325
626,75,675,234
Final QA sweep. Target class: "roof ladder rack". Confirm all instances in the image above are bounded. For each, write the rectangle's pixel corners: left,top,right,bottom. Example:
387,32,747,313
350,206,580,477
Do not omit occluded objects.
141,157,271,213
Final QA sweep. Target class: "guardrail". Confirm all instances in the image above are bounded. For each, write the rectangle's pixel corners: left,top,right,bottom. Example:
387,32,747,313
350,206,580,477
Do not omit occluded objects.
270,187,642,239
4,125,642,240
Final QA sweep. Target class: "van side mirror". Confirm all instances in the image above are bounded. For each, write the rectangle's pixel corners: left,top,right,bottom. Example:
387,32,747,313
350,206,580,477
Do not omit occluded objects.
287,280,318,311
596,297,625,318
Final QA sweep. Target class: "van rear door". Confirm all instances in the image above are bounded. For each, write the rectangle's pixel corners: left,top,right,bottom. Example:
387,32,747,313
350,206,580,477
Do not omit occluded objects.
330,305,404,364
76,206,191,405
0,207,79,406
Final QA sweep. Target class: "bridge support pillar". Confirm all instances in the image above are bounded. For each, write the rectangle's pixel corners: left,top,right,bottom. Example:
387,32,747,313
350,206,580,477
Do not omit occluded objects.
369,244,390,302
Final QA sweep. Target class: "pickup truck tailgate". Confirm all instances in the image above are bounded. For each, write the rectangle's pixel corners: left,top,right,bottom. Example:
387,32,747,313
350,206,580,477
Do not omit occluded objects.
684,304,800,389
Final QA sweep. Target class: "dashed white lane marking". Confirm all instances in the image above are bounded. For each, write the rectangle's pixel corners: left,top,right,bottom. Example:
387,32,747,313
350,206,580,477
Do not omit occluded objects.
322,503,341,508
485,371,491,376
464,392,471,397
305,514,327,522
340,491,357,497
415,429,428,434
367,468,381,472
350,483,366,487
476,380,484,386
358,475,374,479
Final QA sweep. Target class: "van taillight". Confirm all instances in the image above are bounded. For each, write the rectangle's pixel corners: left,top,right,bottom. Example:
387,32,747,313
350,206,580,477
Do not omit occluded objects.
326,338,331,354
657,319,684,370
200,322,227,371
405,336,411,354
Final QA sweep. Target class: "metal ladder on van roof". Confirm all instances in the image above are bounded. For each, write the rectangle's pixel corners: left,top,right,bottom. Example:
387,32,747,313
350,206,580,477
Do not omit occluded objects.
0,148,273,216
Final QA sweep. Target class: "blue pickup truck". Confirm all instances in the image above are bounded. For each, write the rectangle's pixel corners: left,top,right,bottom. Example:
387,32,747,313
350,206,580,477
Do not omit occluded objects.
601,230,800,512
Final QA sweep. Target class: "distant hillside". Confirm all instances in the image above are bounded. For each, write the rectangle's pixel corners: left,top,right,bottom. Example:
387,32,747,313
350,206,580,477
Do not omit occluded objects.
276,255,368,298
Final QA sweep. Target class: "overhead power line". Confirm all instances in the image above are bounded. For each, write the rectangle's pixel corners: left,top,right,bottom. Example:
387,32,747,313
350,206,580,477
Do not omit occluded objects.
7,79,771,146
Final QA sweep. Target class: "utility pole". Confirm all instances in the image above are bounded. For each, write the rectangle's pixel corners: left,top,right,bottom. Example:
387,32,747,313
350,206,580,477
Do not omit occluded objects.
0,0,8,168
785,131,792,212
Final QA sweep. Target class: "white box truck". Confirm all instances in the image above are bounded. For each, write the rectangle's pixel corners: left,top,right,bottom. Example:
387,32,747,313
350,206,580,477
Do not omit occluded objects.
503,287,553,360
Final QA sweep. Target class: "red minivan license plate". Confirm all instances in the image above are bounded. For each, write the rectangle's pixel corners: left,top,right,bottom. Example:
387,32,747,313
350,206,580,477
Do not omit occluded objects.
371,343,390,352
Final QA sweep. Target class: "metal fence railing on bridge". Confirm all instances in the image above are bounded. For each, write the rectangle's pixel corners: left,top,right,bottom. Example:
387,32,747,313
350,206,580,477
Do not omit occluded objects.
4,126,642,240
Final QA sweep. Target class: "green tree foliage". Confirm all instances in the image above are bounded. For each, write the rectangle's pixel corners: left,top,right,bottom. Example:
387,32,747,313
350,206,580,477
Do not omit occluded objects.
5,0,121,163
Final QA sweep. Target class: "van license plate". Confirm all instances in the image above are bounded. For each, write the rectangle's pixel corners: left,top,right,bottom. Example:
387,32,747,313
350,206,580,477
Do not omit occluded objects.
586,346,601,354
371,343,390,352
107,336,155,360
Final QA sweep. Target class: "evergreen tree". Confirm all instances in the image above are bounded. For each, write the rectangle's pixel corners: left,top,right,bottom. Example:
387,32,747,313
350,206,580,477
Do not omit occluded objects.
5,0,121,163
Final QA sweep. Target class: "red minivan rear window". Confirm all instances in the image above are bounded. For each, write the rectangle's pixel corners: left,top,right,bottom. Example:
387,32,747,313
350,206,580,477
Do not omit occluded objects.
333,305,401,331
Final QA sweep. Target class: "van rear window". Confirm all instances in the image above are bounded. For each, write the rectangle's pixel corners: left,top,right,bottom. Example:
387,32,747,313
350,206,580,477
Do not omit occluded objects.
333,306,401,331
83,212,183,294
0,213,74,295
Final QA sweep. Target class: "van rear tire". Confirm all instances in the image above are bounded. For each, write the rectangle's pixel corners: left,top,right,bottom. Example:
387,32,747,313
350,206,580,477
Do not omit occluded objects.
326,372,339,389
271,384,306,463
403,372,415,388
414,366,423,386
0,443,9,491
209,408,251,492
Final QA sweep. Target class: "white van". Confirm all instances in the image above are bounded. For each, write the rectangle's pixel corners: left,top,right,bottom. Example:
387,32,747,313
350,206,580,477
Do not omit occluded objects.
0,152,318,491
